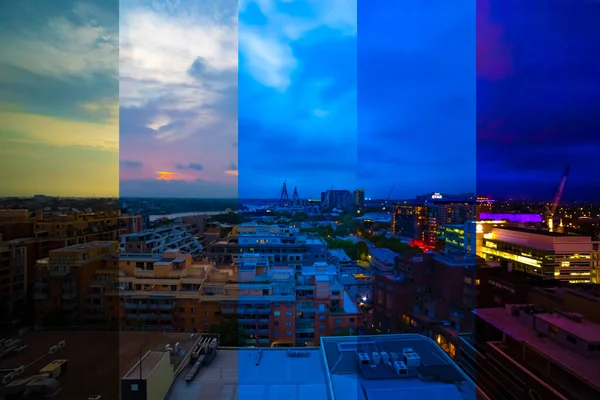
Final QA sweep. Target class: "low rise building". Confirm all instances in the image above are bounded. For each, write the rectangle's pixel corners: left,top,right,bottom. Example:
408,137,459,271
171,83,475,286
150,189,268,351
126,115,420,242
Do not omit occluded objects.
461,304,600,400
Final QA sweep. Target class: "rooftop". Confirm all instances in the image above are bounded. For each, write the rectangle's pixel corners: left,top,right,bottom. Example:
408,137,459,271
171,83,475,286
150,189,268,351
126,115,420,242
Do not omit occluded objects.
167,348,328,400
123,350,168,380
475,307,600,388
53,240,116,252
369,248,399,264
168,334,476,400
321,334,476,400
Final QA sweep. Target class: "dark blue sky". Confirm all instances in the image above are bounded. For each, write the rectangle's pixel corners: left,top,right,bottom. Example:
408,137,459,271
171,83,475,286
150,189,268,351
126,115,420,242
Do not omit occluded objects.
477,0,600,201
358,0,476,199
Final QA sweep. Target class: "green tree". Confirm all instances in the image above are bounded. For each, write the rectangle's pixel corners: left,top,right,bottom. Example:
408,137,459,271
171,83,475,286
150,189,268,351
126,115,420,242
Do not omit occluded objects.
209,319,246,347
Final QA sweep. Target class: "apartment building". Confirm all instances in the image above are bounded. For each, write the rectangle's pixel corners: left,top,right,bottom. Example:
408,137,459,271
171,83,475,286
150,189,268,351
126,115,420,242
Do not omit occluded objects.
108,249,362,346
372,252,486,360
481,226,600,283
461,304,600,400
119,225,203,258
206,223,328,267
33,241,119,327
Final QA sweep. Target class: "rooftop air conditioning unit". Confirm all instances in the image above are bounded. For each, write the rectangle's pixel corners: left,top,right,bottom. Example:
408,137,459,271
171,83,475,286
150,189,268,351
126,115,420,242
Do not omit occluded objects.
393,361,408,376
357,352,370,366
371,352,381,365
403,352,421,368
380,351,389,364
390,352,400,362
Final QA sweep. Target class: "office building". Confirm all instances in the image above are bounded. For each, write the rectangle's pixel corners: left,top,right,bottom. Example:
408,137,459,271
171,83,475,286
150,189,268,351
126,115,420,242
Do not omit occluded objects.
461,304,600,400
163,333,479,400
207,223,328,267
481,227,600,283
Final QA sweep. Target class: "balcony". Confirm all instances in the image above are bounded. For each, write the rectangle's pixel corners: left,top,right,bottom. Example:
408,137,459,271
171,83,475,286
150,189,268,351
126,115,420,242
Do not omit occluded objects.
258,329,269,335
62,302,77,311
258,338,270,344
61,292,77,300
222,308,236,314
124,303,149,311
296,325,315,334
296,318,313,324
238,318,256,324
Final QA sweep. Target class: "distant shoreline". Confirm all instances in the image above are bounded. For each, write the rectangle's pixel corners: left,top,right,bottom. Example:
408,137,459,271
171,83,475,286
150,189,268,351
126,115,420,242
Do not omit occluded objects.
148,211,232,222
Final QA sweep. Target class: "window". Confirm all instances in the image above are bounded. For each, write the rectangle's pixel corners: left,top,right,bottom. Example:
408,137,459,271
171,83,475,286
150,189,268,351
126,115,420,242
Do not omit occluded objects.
320,324,326,330
274,321,279,327
548,324,559,335
286,311,292,317
336,319,341,325
286,331,292,336
274,331,280,336
131,384,139,391
566,335,577,345
274,311,280,316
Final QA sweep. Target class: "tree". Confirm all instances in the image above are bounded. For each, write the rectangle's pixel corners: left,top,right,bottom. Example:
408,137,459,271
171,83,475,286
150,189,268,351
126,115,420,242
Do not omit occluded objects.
208,319,246,347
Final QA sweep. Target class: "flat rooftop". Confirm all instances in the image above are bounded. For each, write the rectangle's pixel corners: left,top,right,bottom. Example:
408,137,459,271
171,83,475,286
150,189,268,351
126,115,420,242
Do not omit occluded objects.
369,248,399,264
123,350,168,380
168,348,328,400
321,335,476,400
475,308,600,388
494,226,573,237
55,240,115,252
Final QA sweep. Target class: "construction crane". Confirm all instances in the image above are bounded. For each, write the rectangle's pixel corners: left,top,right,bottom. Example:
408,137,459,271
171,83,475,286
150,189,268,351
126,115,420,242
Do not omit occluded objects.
546,165,569,232
382,184,395,211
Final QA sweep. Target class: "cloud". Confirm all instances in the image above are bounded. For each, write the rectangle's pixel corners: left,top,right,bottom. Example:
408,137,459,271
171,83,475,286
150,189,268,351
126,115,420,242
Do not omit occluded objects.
155,171,178,181
238,0,358,197
121,160,143,169
0,3,117,82
119,0,238,196
0,109,118,152
239,0,356,92
176,163,204,171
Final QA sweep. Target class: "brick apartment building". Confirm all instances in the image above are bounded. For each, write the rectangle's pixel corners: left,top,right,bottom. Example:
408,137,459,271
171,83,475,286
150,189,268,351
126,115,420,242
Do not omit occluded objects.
0,209,140,326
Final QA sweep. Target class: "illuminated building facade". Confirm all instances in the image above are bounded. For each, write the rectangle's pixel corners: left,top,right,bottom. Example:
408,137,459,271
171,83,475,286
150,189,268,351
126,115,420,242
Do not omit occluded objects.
481,227,600,283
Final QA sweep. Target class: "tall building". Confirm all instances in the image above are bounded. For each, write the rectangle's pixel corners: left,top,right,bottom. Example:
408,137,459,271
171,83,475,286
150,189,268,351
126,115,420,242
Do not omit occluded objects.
481,227,600,283
354,189,366,209
321,189,353,210
392,203,434,245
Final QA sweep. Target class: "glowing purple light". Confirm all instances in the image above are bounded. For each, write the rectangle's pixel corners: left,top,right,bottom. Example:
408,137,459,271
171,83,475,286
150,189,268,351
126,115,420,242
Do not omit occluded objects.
479,213,543,223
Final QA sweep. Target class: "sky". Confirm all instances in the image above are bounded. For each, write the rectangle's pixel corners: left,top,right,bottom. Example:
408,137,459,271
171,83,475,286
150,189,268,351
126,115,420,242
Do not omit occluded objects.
477,0,600,201
0,0,119,197
119,0,238,198
2,1,598,201
238,0,357,199
357,0,476,199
